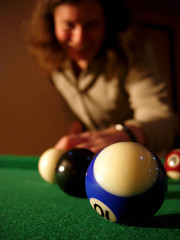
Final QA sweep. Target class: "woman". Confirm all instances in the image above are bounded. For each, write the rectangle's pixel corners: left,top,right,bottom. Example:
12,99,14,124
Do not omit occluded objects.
26,0,177,156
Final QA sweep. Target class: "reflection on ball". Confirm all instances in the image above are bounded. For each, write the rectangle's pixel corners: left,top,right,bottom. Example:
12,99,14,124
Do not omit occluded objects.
165,149,180,180
38,148,64,183
85,142,167,224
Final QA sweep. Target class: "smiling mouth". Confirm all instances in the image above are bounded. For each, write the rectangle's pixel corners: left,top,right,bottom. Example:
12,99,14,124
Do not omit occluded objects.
68,44,90,52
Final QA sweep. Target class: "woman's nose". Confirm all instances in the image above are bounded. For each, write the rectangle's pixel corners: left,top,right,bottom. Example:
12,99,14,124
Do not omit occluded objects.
71,25,84,45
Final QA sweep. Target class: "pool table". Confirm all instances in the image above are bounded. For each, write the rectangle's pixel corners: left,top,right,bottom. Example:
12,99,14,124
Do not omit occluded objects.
0,155,180,240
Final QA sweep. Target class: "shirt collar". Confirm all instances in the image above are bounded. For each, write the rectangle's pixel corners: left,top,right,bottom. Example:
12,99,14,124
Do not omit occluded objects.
61,58,105,92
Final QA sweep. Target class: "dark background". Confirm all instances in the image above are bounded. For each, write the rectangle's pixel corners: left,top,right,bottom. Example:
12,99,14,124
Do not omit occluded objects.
0,0,180,155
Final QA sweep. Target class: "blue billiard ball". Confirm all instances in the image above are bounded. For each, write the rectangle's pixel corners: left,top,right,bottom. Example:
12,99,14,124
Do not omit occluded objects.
85,142,167,224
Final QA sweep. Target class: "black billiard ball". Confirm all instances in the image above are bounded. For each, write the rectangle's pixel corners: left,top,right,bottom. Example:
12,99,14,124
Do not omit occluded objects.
55,148,94,198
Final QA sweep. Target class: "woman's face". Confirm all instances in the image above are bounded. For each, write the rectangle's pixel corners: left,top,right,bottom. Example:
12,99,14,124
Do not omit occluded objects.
54,0,106,69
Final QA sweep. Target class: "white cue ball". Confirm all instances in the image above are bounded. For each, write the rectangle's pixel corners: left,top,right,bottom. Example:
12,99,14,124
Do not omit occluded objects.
93,142,159,197
38,148,64,183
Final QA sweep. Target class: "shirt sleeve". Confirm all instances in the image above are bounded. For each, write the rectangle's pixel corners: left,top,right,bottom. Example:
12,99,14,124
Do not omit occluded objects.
124,44,178,155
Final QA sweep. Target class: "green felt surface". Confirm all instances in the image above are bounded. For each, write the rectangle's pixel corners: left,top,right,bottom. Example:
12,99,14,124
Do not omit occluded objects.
0,155,180,240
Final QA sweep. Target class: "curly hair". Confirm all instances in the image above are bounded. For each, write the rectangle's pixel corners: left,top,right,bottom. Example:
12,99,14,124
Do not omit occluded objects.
25,0,145,72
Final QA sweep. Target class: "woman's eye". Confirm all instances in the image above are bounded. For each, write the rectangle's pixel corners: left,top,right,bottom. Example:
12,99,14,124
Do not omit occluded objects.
63,22,74,30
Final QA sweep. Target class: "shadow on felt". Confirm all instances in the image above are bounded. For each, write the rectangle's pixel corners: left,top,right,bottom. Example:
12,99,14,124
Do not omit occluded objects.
126,213,180,229
166,191,180,199
146,213,180,229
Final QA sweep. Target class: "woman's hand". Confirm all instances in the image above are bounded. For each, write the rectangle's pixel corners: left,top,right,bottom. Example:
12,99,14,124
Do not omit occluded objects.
54,126,136,154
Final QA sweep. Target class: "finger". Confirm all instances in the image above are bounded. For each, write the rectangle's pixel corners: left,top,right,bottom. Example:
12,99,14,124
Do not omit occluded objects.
69,122,83,134
74,141,105,154
54,136,70,150
55,134,89,150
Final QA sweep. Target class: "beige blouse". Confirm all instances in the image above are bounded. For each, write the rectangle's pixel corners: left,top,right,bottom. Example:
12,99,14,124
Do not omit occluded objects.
51,46,178,155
